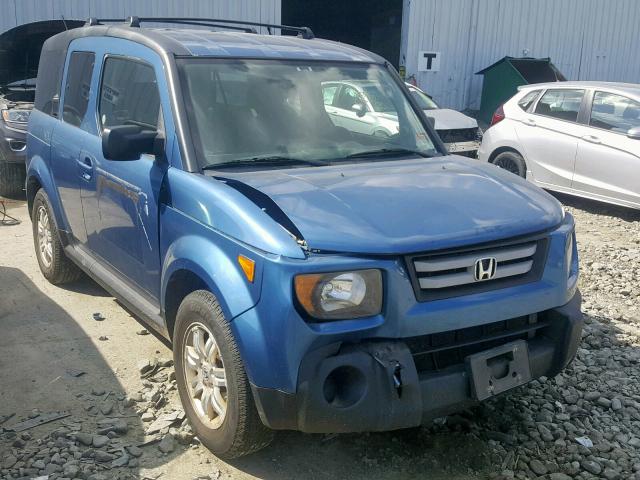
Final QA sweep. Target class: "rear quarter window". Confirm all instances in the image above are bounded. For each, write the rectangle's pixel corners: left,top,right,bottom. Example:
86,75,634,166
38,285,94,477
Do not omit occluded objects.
517,90,541,111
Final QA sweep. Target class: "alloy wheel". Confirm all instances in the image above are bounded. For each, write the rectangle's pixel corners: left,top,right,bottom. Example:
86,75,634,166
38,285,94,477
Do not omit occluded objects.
183,322,228,429
36,205,53,269
495,157,520,176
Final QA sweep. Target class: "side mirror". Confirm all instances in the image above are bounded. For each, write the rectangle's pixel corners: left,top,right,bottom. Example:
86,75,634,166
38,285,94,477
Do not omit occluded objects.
102,125,164,161
627,126,640,140
351,103,366,117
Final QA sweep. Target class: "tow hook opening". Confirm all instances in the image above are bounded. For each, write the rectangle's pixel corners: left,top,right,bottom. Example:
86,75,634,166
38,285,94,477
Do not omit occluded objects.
487,351,514,380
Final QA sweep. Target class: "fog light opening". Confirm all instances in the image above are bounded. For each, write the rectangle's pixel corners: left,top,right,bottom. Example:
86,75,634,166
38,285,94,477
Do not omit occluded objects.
322,365,366,408
9,140,26,152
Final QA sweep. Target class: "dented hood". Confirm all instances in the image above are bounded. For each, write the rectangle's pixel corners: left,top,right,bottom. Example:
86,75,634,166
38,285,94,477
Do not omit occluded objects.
0,20,84,87
427,108,478,131
215,157,564,254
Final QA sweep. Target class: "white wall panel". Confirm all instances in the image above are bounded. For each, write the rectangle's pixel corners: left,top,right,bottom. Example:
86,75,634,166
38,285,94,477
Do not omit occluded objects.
402,0,640,110
0,0,281,36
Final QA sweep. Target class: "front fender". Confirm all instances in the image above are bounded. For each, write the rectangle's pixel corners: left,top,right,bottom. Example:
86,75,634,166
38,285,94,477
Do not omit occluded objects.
160,206,264,321
166,168,305,259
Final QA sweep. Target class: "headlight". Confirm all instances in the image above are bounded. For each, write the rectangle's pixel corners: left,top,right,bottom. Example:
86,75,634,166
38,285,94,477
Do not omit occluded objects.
2,109,31,123
294,269,383,321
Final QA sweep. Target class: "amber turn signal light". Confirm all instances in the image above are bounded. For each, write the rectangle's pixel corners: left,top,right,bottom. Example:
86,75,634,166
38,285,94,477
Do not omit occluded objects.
238,255,255,283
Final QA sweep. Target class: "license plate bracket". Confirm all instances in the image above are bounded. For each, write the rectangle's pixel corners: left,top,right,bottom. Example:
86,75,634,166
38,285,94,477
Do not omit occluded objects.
466,340,531,401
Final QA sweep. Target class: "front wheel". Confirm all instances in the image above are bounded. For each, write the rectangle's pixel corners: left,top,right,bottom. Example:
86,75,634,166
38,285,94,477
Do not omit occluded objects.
173,290,273,458
491,150,527,178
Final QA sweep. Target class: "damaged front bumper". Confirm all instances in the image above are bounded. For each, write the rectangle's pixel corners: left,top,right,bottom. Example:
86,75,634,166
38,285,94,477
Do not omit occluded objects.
0,120,27,163
251,290,582,433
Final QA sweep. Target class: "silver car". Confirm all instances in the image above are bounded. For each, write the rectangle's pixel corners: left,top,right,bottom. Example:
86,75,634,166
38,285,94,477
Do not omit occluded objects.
406,84,482,157
479,81,640,210
321,80,482,156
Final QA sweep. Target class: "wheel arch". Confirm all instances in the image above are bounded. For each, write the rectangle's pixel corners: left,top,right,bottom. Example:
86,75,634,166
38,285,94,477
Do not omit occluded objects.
160,235,263,341
163,268,210,342
26,174,42,218
488,145,524,165
26,156,65,227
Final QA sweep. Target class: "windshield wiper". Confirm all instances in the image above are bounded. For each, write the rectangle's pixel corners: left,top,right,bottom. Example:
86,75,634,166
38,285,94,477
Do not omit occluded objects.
345,148,433,159
202,155,328,170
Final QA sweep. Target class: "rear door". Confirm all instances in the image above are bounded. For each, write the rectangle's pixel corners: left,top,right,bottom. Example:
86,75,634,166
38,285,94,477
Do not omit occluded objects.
572,90,640,207
515,88,586,188
49,51,95,243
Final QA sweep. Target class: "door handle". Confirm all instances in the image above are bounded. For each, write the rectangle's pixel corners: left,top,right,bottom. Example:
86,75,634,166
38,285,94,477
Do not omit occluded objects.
582,135,601,144
523,118,536,127
77,157,94,181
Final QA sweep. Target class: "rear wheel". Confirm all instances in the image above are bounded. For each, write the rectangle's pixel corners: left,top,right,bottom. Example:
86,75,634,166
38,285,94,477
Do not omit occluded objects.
32,189,82,284
491,151,526,178
173,290,273,458
0,162,26,198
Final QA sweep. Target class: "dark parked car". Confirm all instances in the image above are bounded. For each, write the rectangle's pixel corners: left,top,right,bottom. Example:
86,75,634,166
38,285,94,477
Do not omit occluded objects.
27,17,582,458
0,20,83,196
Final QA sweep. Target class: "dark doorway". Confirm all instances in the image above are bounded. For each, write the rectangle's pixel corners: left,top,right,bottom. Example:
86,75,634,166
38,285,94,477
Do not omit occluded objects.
282,0,403,69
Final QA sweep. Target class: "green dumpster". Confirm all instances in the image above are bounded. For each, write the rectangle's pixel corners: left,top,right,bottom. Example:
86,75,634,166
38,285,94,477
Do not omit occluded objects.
476,56,566,124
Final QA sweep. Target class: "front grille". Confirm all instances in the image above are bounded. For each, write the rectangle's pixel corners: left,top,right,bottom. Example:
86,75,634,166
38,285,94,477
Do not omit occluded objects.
406,235,549,302
437,127,481,144
406,314,547,373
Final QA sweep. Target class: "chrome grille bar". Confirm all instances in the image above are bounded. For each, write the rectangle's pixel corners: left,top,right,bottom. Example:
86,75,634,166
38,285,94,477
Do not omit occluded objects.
414,242,537,290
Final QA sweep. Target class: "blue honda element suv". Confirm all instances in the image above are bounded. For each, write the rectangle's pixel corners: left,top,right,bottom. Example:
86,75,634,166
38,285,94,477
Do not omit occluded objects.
26,17,582,458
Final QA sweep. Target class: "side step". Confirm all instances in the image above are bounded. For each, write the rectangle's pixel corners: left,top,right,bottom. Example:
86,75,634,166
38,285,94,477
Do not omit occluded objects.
64,243,169,340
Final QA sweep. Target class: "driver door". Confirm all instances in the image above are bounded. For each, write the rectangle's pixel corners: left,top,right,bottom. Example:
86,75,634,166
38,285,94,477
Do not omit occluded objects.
80,48,168,298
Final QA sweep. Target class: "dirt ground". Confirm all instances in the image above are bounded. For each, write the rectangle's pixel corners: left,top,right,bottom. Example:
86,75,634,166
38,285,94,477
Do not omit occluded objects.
1,193,639,480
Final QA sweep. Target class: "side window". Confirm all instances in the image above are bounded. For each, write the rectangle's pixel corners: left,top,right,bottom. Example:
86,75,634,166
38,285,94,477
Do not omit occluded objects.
590,91,640,133
534,89,585,122
335,86,366,112
517,90,541,111
322,84,339,105
99,57,161,130
62,52,95,127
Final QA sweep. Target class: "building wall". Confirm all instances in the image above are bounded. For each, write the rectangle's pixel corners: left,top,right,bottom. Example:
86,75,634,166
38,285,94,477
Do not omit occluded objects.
401,0,640,110
0,0,281,35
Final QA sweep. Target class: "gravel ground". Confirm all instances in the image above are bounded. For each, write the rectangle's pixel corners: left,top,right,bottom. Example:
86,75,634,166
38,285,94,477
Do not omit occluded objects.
1,193,639,480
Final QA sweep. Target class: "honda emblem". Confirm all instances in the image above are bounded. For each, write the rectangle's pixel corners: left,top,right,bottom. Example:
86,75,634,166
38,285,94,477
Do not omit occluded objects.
474,257,497,281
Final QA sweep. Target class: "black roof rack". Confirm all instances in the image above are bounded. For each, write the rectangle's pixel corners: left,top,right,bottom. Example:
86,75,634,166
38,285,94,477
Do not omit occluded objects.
85,16,315,39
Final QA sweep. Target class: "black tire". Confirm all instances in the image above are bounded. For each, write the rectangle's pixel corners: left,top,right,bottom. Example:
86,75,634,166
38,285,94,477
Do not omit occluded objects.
32,189,82,284
491,150,526,178
173,290,273,458
0,162,26,198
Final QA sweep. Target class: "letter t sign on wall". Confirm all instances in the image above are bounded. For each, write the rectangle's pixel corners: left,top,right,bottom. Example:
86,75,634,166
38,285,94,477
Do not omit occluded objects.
418,51,440,72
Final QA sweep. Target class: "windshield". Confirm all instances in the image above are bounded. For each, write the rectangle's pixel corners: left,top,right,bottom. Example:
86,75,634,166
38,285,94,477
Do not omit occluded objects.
410,87,439,110
178,59,438,170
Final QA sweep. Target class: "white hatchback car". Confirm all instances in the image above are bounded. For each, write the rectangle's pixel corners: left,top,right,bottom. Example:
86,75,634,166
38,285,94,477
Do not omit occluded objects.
479,82,640,210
